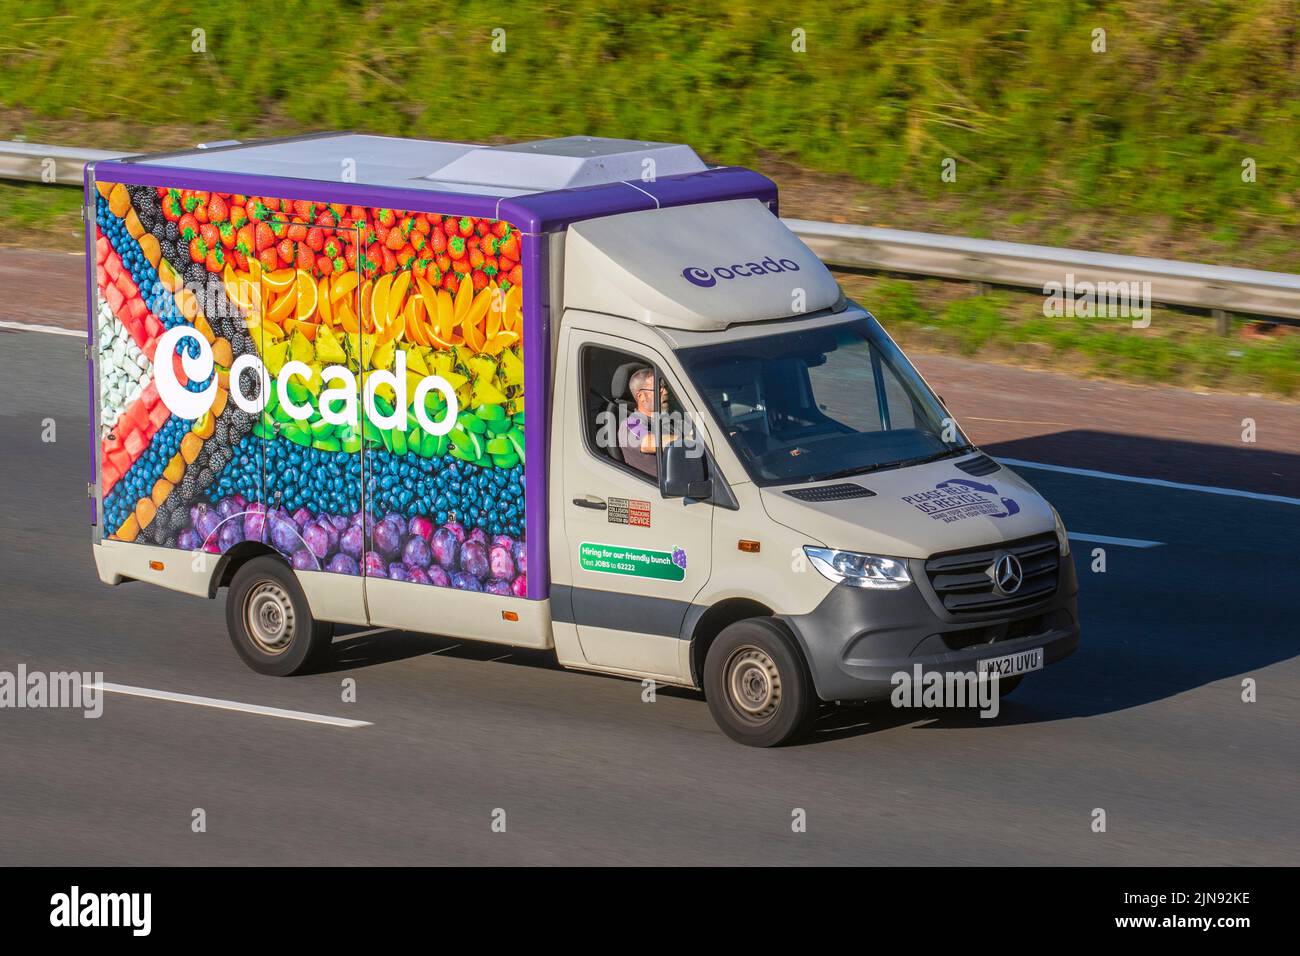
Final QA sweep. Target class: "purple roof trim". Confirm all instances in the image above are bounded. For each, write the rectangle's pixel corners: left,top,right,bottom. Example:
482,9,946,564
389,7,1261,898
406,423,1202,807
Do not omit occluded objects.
84,164,98,527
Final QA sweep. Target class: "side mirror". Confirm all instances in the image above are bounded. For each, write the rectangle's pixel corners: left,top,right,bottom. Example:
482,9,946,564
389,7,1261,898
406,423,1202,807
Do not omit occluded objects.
660,442,711,500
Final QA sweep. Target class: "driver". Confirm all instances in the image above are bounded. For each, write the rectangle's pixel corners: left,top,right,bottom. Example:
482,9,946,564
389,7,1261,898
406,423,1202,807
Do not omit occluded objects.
621,367,667,478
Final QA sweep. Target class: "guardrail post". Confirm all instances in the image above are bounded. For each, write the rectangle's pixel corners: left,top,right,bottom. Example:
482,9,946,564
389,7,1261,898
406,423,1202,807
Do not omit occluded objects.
1212,309,1230,336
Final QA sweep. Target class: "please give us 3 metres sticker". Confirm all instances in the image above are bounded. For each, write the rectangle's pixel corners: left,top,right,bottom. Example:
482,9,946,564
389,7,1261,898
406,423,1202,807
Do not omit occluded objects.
579,542,686,581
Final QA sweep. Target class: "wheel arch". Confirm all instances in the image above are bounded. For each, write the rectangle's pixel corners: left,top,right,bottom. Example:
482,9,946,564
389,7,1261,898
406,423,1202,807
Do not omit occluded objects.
684,597,777,688
208,541,282,598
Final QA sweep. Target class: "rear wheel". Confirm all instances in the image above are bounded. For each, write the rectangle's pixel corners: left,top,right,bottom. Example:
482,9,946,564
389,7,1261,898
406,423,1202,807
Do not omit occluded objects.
226,556,333,676
704,618,816,747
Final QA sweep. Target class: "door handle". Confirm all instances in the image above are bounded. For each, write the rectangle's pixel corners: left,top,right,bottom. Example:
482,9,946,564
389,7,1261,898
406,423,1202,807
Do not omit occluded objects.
572,495,607,511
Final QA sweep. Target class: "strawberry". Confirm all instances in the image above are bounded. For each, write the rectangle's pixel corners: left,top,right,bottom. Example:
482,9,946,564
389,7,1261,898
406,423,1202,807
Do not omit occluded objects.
182,191,202,214
430,228,447,254
229,205,248,229
413,215,431,235
162,192,184,221
218,221,236,248
457,217,474,237
471,269,489,291
255,221,275,252
194,200,209,223
499,256,517,274
507,264,522,286
288,220,308,242
483,255,499,277
231,194,247,207
178,213,201,242
322,236,342,259
236,224,255,257
441,271,459,292
497,233,520,260
492,220,509,238
270,219,288,239
277,239,295,266
469,247,485,270
258,247,279,273
382,248,398,273
205,246,226,273
296,243,314,271
331,257,346,274
306,227,325,251
448,236,466,260
293,200,315,220
376,208,396,227
189,237,208,263
475,220,489,237
316,255,333,275
344,244,358,270
247,199,270,221
208,195,229,222
435,253,451,273
385,229,406,251
234,251,249,270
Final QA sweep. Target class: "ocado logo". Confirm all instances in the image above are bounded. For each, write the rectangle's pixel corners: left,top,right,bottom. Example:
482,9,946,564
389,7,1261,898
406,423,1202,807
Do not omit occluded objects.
681,254,802,288
154,326,459,435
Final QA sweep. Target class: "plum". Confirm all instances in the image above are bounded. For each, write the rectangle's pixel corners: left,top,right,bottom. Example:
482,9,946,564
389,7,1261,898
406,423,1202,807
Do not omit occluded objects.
484,579,512,596
177,528,201,551
510,574,527,598
189,501,209,528
405,565,430,585
387,563,410,582
269,516,299,555
468,527,487,545
243,502,268,542
372,518,403,558
431,527,460,570
488,544,515,581
426,566,451,588
217,497,240,519
461,540,489,582
403,536,432,569
326,553,359,575
492,534,515,551
443,521,466,544
363,551,387,577
217,520,243,552
302,521,332,559
329,513,350,532
195,508,222,542
203,538,221,554
408,514,434,541
450,571,482,592
339,525,365,559
291,547,318,571
291,506,313,529
512,540,526,575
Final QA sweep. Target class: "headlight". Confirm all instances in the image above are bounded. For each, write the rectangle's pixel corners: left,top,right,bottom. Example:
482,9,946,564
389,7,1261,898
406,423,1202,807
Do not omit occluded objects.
1052,507,1070,556
804,546,912,589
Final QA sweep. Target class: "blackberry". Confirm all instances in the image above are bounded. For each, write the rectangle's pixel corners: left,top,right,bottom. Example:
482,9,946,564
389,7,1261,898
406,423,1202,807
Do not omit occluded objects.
159,240,178,266
214,419,230,446
230,409,252,430
179,473,198,500
197,466,215,489
184,263,205,287
164,221,179,242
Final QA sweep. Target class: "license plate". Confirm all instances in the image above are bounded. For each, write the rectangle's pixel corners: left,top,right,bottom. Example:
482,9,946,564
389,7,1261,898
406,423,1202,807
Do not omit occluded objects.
977,647,1043,678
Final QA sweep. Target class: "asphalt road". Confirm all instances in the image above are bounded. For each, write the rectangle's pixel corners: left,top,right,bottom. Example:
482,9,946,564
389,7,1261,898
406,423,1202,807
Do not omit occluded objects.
1,329,1297,865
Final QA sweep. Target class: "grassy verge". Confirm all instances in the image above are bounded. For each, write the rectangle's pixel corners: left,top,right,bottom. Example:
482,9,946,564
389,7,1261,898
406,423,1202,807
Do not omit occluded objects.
838,274,1300,399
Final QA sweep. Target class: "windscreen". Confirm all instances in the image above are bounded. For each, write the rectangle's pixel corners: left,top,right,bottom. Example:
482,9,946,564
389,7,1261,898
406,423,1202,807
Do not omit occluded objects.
677,317,970,486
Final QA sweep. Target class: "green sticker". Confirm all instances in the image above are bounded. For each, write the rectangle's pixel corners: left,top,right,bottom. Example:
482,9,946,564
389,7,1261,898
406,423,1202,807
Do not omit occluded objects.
579,542,686,581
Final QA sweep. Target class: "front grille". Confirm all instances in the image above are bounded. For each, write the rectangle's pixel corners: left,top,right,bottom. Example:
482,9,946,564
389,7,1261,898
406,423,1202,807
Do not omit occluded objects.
785,483,876,502
924,532,1060,614
953,453,1001,477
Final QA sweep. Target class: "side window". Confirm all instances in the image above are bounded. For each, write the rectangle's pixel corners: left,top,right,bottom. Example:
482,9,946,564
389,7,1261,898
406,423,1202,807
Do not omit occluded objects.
579,344,673,485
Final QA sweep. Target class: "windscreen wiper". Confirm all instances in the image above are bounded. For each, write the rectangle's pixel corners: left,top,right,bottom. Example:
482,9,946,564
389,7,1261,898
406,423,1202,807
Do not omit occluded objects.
804,445,973,484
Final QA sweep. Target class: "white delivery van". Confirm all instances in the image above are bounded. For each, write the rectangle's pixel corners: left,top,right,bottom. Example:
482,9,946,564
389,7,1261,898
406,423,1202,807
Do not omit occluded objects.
86,133,1078,745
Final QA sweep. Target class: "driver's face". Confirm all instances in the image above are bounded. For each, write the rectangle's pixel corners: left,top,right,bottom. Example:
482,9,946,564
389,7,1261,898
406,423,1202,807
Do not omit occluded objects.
634,385,656,416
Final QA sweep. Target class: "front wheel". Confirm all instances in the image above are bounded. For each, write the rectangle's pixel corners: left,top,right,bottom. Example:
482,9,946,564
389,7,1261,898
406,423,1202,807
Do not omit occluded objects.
704,618,817,747
226,556,333,676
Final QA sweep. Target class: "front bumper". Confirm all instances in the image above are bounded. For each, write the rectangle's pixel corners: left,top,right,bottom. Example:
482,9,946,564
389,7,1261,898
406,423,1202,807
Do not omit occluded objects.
780,553,1080,702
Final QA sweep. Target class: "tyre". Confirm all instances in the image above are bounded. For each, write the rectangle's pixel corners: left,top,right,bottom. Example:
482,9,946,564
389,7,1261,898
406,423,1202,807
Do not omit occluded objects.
225,556,334,676
704,617,817,747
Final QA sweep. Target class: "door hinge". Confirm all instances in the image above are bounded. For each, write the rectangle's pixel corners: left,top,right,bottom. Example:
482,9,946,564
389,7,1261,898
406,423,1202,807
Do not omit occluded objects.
87,482,95,499
85,342,90,361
